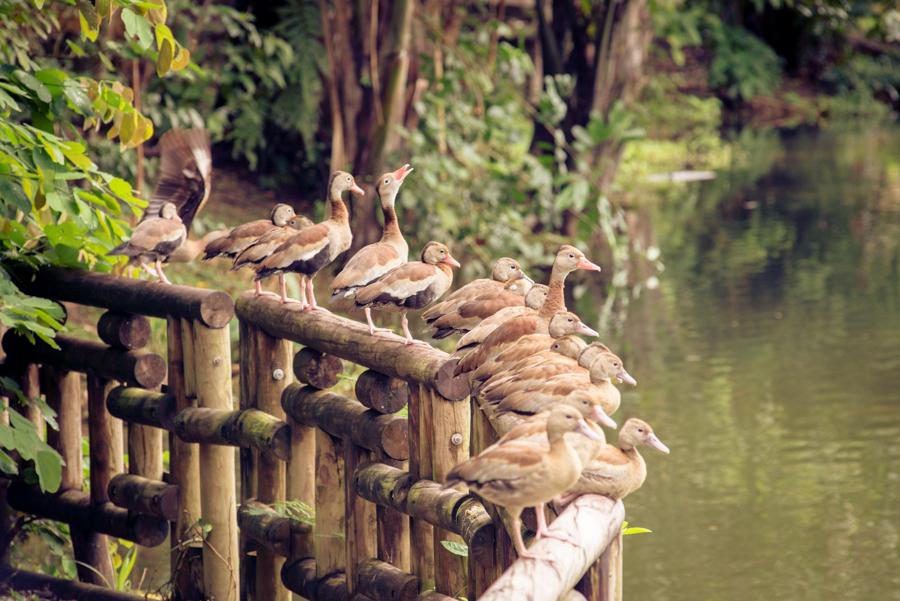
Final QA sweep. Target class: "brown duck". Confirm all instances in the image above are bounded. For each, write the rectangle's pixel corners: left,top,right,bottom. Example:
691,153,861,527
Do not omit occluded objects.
455,284,549,351
109,202,185,284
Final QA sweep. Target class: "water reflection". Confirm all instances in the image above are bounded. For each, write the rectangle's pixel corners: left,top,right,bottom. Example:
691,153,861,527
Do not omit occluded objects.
603,127,900,601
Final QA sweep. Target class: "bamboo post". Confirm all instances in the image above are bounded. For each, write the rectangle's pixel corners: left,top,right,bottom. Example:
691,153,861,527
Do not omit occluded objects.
169,318,203,600
86,373,117,584
41,367,114,587
343,442,376,594
407,383,434,588
424,386,468,597
250,325,292,601
191,322,239,601
315,429,345,579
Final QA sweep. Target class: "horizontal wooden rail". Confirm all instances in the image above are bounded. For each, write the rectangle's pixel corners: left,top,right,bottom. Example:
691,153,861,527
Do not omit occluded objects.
8,263,234,328
354,463,494,566
0,566,148,601
107,386,176,429
108,474,179,521
2,332,166,389
282,385,408,461
236,293,469,400
7,483,169,547
237,500,312,559
174,407,291,460
479,495,625,601
281,558,457,601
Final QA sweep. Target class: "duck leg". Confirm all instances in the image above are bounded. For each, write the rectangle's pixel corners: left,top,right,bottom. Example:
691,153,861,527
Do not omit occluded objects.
278,274,304,306
303,276,330,313
365,307,398,337
254,279,280,298
509,508,556,562
400,313,429,346
533,503,579,546
155,258,172,285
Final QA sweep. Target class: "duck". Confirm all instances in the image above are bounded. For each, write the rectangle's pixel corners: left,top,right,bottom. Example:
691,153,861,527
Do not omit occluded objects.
489,350,626,417
455,284,549,351
478,336,587,397
203,204,297,261
256,171,364,308
330,164,413,329
446,405,603,560
428,277,533,339
579,342,637,386
228,215,313,299
109,202,186,284
566,418,669,500
167,230,229,263
422,257,529,328
454,245,601,375
140,128,212,231
354,242,461,344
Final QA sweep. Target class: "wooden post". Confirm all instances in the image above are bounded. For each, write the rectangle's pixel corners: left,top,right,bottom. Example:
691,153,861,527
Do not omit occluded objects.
192,323,239,601
343,442,376,594
15,363,41,430
251,325,292,601
41,367,114,587
375,453,410,574
424,386,468,597
315,429,345,579
238,320,257,601
86,373,117,585
406,384,434,589
169,318,203,600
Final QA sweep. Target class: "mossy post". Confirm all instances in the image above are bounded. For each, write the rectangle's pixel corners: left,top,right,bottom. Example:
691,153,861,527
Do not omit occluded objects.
251,325,292,601
168,317,203,600
191,322,239,601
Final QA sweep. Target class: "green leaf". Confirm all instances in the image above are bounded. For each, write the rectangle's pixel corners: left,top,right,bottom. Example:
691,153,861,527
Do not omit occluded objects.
122,8,154,50
439,540,469,557
14,70,52,103
0,449,18,476
109,177,135,200
35,448,63,492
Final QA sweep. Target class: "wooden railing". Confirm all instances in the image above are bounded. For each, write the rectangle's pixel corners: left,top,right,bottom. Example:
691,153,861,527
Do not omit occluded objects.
0,266,625,601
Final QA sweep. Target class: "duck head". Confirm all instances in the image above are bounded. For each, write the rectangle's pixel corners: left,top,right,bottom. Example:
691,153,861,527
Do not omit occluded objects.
159,202,181,221
377,164,413,208
546,405,605,443
330,170,365,198
524,284,549,309
421,241,461,268
548,311,599,338
550,335,589,359
503,277,533,298
619,418,669,454
287,215,314,230
270,203,296,227
580,344,636,386
563,394,618,430
555,244,601,274
492,258,529,283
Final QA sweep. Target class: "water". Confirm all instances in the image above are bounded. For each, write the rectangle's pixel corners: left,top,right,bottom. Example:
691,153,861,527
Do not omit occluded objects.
605,127,900,601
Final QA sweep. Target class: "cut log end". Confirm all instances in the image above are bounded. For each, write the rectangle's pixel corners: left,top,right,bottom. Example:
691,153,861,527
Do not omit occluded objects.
380,418,409,462
434,358,470,401
97,312,151,350
199,290,236,329
355,370,409,414
133,353,167,388
293,347,343,389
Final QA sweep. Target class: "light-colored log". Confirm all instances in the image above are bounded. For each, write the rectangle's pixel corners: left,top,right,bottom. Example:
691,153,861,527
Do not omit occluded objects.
238,319,257,601
192,324,239,601
344,442,376,594
407,383,434,588
234,293,467,400
315,429,345,579
282,386,408,460
168,318,202,601
374,452,410,573
478,496,625,601
86,373,117,584
251,326,292,601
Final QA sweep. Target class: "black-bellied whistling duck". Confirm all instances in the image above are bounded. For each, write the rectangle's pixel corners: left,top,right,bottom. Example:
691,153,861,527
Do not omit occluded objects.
354,242,461,344
429,277,532,339
203,204,296,261
331,164,413,331
566,418,669,501
168,230,229,263
478,336,587,397
230,215,313,299
454,245,600,375
579,342,637,386
456,284,549,351
422,257,529,326
446,405,603,559
256,171,364,308
109,202,185,285
140,128,212,231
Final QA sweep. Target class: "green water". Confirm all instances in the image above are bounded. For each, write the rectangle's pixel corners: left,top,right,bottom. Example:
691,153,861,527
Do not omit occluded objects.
601,127,900,601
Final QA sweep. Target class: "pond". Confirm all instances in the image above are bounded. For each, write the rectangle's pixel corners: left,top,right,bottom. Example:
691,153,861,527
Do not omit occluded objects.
602,126,900,601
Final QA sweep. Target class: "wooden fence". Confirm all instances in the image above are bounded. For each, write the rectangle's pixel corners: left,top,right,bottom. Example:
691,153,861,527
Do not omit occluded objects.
0,266,625,601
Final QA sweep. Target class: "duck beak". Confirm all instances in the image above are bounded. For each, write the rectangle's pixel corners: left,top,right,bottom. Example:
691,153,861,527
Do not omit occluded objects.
616,370,637,386
646,433,670,454
576,258,602,272
350,183,366,196
522,273,535,285
575,419,604,441
444,254,461,268
576,323,599,337
592,406,617,430
392,163,413,182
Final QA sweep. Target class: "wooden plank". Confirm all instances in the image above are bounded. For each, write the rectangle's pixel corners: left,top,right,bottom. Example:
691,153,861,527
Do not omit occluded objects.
315,430,346,579
168,318,202,601
344,443,377,594
252,326,292,601
192,324,239,601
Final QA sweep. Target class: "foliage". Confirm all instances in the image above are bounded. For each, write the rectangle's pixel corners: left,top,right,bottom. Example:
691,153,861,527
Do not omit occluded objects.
823,52,900,116
440,540,469,557
0,377,63,492
707,23,782,101
271,499,315,526
622,520,653,536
